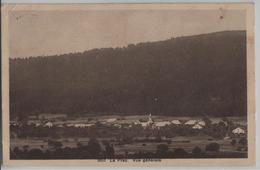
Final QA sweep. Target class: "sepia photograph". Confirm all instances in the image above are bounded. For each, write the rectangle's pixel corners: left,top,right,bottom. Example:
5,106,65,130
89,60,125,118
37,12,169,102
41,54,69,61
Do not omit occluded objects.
1,3,255,166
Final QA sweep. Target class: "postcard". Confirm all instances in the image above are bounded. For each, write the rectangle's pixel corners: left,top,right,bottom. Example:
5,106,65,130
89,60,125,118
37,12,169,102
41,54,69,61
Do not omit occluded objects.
1,3,255,166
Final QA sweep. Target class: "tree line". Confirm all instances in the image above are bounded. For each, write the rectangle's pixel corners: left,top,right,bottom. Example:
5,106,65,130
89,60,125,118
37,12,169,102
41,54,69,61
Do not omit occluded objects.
10,31,247,118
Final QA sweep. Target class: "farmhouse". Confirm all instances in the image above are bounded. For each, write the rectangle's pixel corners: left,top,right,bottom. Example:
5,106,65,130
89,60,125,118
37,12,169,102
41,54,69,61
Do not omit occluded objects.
197,120,206,126
134,121,140,125
224,135,231,140
67,123,75,127
136,114,154,128
44,122,53,128
106,118,117,123
192,124,203,129
232,127,245,134
74,123,87,128
155,121,171,127
64,122,95,127
171,120,182,125
35,123,41,127
113,124,122,128
88,120,97,124
140,122,150,127
85,123,95,127
211,119,228,126
185,120,197,125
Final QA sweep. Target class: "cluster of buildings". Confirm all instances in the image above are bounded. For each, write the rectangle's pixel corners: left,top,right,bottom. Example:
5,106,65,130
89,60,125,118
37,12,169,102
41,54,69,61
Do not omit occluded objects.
10,114,246,135
132,114,208,130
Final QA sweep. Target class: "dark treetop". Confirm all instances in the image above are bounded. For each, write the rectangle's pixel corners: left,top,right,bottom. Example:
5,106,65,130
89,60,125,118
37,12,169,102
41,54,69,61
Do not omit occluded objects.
10,31,247,118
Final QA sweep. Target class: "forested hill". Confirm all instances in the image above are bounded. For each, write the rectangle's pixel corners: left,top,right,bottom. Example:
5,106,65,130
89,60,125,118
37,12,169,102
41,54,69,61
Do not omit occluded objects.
10,31,247,118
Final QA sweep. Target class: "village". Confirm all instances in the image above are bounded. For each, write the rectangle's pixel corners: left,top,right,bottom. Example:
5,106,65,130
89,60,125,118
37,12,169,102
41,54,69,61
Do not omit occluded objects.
10,113,246,135
10,113,248,159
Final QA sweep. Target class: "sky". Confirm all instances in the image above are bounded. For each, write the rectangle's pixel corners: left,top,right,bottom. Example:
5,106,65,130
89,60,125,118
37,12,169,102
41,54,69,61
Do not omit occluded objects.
9,9,246,58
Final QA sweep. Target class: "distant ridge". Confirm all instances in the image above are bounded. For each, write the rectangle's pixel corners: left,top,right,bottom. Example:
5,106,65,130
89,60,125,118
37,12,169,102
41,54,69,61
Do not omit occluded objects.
11,30,245,59
10,31,247,118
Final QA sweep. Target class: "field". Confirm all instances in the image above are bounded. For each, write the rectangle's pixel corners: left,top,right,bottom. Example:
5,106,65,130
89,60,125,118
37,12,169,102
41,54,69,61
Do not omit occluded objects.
10,115,247,159
10,136,245,154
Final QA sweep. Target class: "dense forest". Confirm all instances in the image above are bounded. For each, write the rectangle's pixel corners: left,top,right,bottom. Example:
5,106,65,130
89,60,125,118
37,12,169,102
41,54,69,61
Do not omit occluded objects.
10,31,247,118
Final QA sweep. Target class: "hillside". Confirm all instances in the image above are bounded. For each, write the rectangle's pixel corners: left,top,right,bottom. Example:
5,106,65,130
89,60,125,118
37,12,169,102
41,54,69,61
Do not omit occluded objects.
10,31,247,118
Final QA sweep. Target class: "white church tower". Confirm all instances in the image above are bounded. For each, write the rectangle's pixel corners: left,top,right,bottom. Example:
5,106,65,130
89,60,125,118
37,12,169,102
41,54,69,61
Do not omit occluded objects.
147,113,153,125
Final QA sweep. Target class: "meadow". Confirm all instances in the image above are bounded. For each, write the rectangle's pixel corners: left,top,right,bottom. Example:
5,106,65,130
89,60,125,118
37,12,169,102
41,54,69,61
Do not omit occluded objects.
10,115,247,159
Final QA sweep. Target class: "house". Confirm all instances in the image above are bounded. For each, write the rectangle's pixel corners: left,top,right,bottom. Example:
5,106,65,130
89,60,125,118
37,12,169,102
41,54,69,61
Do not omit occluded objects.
140,122,149,127
88,120,97,124
114,124,122,128
44,122,53,128
57,124,64,128
134,121,140,125
106,118,117,123
192,124,203,129
171,120,182,125
70,123,95,128
74,123,87,128
224,135,230,140
185,120,197,125
84,123,95,127
135,114,154,128
155,121,171,127
197,120,206,126
232,127,245,134
67,123,75,127
35,122,41,127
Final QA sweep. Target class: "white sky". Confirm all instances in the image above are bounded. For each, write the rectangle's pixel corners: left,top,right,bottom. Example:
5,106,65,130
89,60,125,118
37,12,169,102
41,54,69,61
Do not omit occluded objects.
9,9,246,58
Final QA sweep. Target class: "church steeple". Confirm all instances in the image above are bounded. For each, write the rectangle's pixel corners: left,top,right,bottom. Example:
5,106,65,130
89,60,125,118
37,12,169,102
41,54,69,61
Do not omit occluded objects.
148,113,153,124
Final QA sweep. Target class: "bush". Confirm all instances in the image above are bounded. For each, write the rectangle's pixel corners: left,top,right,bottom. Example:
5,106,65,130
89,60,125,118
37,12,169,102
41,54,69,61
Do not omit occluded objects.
77,142,83,148
156,144,169,155
231,139,236,146
174,148,188,157
238,138,247,147
23,145,29,151
27,149,44,159
104,142,115,158
192,146,202,156
203,116,212,127
87,138,101,156
12,147,21,157
205,142,220,152
48,140,63,149
121,136,133,144
237,147,242,151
